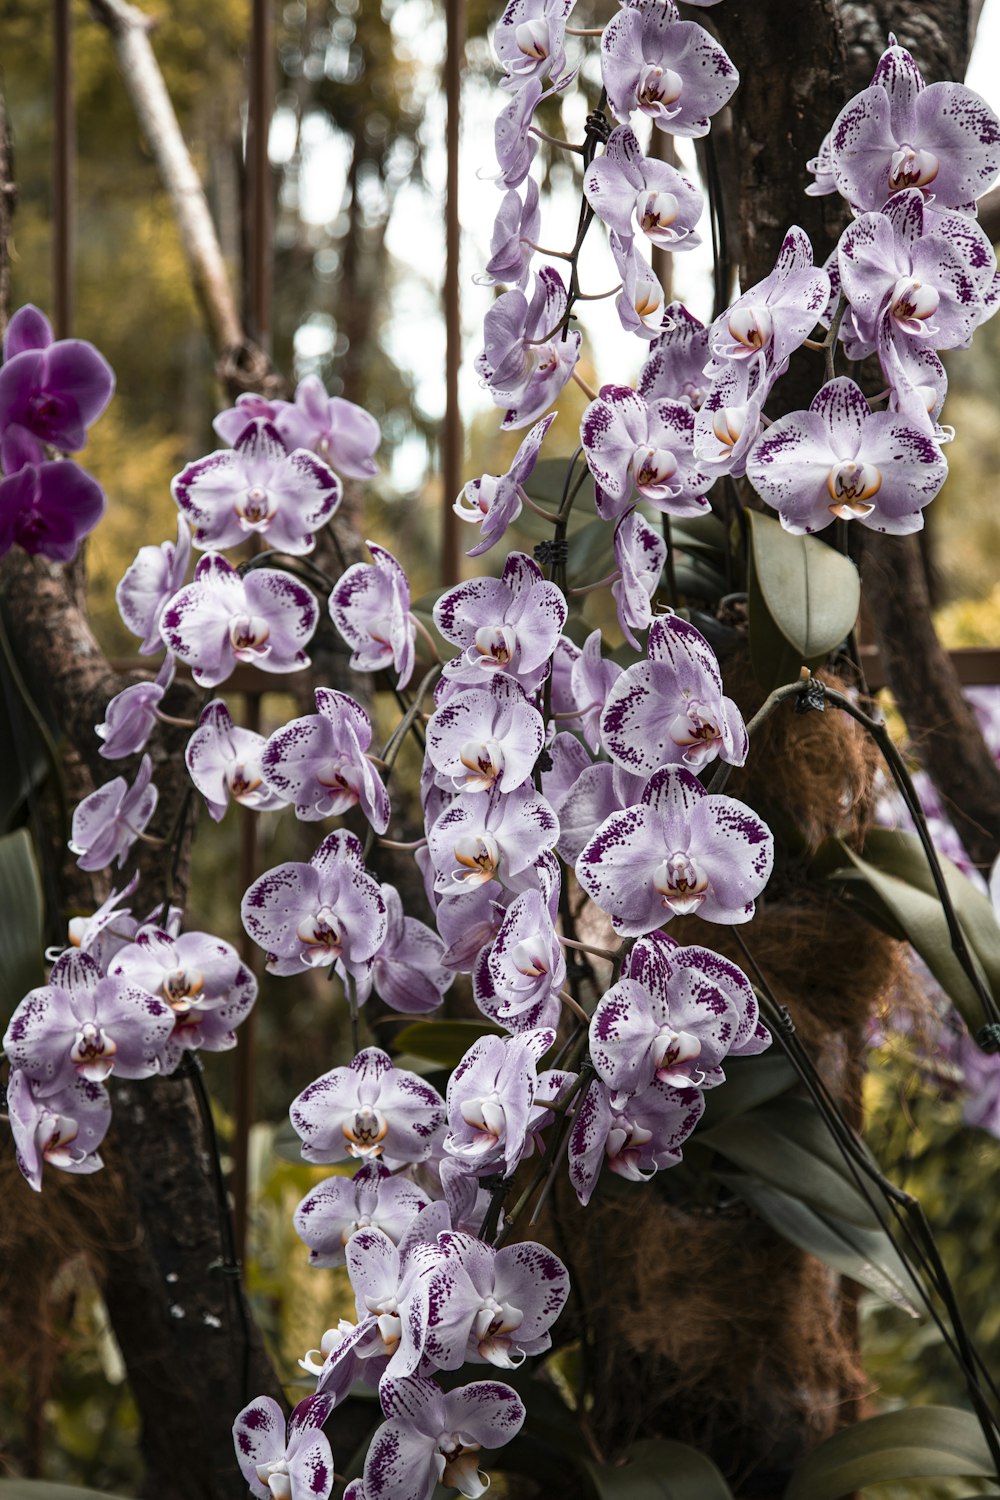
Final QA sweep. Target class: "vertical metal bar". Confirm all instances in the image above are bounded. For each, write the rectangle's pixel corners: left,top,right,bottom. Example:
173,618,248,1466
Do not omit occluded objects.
53,0,74,338
441,0,465,587
233,690,262,1265
248,0,273,351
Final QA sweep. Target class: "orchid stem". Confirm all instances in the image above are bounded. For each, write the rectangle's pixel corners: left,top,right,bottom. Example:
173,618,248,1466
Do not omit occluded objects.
559,935,620,963
529,126,584,155
572,369,598,402
411,613,441,664
559,988,591,1024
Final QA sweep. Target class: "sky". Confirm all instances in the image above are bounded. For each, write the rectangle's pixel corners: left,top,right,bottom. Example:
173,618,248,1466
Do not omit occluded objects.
284,0,1000,490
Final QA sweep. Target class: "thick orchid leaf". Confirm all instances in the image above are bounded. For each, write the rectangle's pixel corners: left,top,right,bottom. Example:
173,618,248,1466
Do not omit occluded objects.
783,1406,1000,1500
566,516,616,587
523,457,598,514
584,1439,734,1499
392,1018,505,1068
0,827,45,1021
672,557,729,604
715,1173,919,1315
816,835,997,1036
746,510,860,690
701,1097,884,1229
698,1053,797,1128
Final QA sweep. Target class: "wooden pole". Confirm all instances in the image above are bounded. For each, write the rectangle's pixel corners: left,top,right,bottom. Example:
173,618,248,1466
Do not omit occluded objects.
53,0,73,337
442,0,465,586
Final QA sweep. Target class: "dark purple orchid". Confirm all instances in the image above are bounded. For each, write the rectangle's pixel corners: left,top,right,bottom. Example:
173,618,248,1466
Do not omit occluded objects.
434,552,566,688
482,179,541,289
69,754,158,871
241,828,387,980
493,0,574,91
172,418,342,555
568,1076,704,1204
443,1027,555,1176
638,302,710,407
454,413,554,557
600,0,737,137
370,883,453,1014
274,377,381,479
708,227,829,375
95,655,175,761
3,949,174,1090
474,269,581,430
584,125,703,251
294,1160,431,1268
746,375,949,535
161,553,318,687
600,613,748,774
590,930,769,1100
261,687,390,830
576,765,773,936
6,1068,111,1192
426,784,559,897
426,672,545,795
290,1047,445,1167
420,1230,569,1371
826,36,1000,216
109,926,257,1072
116,514,192,655
233,1394,335,1500
329,542,416,689
364,1376,525,1500
185,698,287,821
838,189,997,363
0,303,114,465
612,508,666,648
0,456,105,563
580,383,711,521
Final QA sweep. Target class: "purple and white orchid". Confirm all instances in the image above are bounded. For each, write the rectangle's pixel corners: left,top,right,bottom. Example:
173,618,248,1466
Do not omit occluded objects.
329,542,417,689
95,654,176,761
261,687,390,831
708,227,830,376
172,418,342,554
584,125,703,251
161,553,318,687
600,0,738,136
6,1069,112,1192
443,1027,557,1176
426,784,559,896
600,613,748,774
233,1394,335,1500
427,672,545,795
421,1230,569,1370
612,508,666,649
746,375,949,534
294,1160,431,1268
434,551,566,688
274,377,381,478
474,269,581,430
69,754,158,871
576,766,773,936
185,698,287,821
568,1075,705,1205
241,828,387,980
364,1376,525,1500
116,514,192,654
290,1047,446,1167
580,384,711,521
454,413,554,556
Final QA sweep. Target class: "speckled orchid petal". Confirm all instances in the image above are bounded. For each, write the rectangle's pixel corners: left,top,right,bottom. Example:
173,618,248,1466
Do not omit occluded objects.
241,829,387,979
601,613,748,775
261,687,389,831
290,1047,446,1167
329,542,416,689
568,1076,704,1205
475,270,581,429
426,672,544,795
186,698,286,822
434,552,566,685
638,302,711,408
709,226,829,375
612,508,666,649
370,883,452,1014
233,1394,335,1500
426,785,559,896
172,418,341,555
746,375,948,535
601,0,737,136
6,1069,111,1191
576,766,772,936
584,125,703,250
456,413,554,556
161,553,318,688
368,1377,525,1500
493,0,575,92
294,1161,431,1268
444,1028,554,1176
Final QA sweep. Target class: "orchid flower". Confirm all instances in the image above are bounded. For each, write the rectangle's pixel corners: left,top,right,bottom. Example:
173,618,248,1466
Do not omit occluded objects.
364,1376,525,1500
69,754,158,871
612,508,667,648
6,1068,112,1192
261,687,390,830
600,0,738,136
474,269,581,429
0,456,106,563
274,376,381,478
185,698,287,821
290,1047,446,1168
95,654,176,761
0,303,114,466
329,542,417,689
568,1076,705,1205
233,1394,335,1500
434,552,566,688
293,1160,431,1268
426,672,545,796
584,125,703,251
454,413,554,556
426,784,559,896
443,1027,555,1176
580,384,711,521
116,514,192,654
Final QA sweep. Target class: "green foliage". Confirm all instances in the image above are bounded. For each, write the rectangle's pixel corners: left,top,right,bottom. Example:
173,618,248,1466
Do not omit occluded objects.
0,828,45,1022
816,829,1000,1037
784,1406,1000,1500
745,510,861,691
391,1018,505,1067
585,1440,735,1500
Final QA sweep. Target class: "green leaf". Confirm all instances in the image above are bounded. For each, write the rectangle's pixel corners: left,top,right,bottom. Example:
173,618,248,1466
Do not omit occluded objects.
0,828,45,1023
392,1018,504,1068
701,1097,885,1229
745,510,860,691
586,1439,734,1500
523,457,598,515
716,1172,919,1314
817,835,996,1035
784,1406,1000,1500
697,1053,798,1129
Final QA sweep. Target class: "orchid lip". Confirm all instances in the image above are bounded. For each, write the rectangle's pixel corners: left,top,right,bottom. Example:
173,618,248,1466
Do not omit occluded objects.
238,485,274,526
637,63,683,111
439,1438,486,1498
343,1104,389,1155
889,277,940,328
510,936,548,977
458,737,505,788
826,459,881,516
634,445,678,496
888,144,939,193
460,1090,507,1140
637,189,680,236
514,17,549,59
296,905,344,957
728,305,773,351
39,1112,81,1164
162,966,205,1007
453,831,501,885
228,613,271,653
474,624,517,667
653,851,709,913
711,406,746,447
229,763,265,799
70,1021,117,1079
